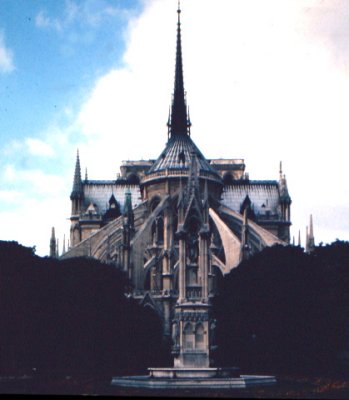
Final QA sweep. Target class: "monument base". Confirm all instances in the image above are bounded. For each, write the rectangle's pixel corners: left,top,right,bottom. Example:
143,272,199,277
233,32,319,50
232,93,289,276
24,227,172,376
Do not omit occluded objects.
111,367,276,389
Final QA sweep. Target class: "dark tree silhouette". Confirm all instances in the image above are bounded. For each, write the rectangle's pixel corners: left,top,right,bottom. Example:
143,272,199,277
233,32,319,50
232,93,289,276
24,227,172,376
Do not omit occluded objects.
2,239,349,378
212,243,349,374
0,241,167,377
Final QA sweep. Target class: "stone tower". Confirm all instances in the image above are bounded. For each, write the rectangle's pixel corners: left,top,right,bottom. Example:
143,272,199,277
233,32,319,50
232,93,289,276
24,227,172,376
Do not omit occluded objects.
172,152,213,368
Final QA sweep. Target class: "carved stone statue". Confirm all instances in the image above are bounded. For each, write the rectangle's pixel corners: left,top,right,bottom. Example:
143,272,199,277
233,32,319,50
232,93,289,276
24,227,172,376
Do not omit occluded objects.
172,321,179,347
209,319,217,346
187,232,199,263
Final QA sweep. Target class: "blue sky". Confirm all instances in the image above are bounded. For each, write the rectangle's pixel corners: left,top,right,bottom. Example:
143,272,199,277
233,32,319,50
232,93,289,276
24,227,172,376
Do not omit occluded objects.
0,0,144,254
1,0,349,255
0,0,141,158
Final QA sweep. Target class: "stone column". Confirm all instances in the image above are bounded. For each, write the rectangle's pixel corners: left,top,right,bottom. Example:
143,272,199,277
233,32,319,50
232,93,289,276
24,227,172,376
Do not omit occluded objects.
178,232,186,302
162,206,172,291
199,228,210,300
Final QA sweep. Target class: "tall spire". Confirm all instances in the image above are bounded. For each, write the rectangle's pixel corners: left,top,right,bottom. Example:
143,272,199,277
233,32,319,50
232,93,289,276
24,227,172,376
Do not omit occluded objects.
70,149,83,199
169,1,191,138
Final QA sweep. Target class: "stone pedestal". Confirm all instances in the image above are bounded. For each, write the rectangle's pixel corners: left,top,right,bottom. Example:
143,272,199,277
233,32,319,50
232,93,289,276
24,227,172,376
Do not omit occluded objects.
111,370,277,390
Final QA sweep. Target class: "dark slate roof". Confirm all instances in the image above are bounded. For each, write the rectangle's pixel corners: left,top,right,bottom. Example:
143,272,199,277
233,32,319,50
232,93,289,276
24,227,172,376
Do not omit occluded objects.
83,183,141,214
147,135,218,175
229,180,278,186
221,181,281,216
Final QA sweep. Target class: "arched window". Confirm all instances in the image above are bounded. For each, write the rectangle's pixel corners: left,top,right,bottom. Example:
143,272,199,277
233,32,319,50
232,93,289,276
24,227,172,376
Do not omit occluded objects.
183,323,194,349
173,212,178,242
149,196,161,212
178,151,185,164
157,217,164,244
195,323,205,350
73,226,80,244
223,172,234,185
151,221,157,244
143,258,151,291
127,173,140,185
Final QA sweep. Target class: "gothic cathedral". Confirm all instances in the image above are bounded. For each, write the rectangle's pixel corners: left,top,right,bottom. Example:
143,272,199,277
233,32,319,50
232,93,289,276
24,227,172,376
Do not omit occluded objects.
60,4,291,363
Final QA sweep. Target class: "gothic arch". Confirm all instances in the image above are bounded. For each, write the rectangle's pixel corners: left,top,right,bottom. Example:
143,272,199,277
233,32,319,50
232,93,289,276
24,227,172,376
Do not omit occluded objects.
223,172,234,185
195,323,205,350
72,224,81,245
140,292,162,317
127,173,140,185
157,217,164,244
150,215,164,245
183,322,194,349
149,195,161,212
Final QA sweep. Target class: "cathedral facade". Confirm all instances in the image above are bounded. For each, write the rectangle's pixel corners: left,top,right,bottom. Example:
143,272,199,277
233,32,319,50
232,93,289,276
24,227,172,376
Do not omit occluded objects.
60,5,291,362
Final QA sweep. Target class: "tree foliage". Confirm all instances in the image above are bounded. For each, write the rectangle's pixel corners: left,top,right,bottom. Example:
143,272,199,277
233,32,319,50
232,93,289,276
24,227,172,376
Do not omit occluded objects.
0,241,166,377
2,239,349,377
212,241,349,374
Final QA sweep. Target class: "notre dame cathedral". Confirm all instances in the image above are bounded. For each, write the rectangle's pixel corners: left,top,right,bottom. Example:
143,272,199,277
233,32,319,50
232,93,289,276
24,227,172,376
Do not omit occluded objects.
58,4,291,363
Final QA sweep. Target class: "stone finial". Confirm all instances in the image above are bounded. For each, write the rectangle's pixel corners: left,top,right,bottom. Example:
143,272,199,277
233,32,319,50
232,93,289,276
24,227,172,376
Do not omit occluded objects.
70,149,83,200
62,234,66,255
50,227,57,258
308,214,315,252
305,226,309,253
123,190,134,229
279,161,283,180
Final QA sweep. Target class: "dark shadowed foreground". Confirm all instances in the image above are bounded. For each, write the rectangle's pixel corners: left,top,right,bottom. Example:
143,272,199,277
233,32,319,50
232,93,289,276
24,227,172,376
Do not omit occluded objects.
1,373,349,398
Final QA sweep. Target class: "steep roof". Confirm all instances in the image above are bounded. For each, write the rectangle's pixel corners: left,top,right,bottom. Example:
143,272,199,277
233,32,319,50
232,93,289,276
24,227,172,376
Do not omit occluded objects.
147,135,217,175
83,183,141,215
221,181,281,216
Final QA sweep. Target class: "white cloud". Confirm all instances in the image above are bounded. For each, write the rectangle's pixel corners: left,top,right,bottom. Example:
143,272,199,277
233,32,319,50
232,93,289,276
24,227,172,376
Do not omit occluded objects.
26,138,55,157
2,164,66,196
0,31,14,73
35,10,62,32
3,164,16,181
34,1,128,58
0,196,70,256
0,162,71,255
65,0,79,24
0,190,23,203
35,0,125,33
